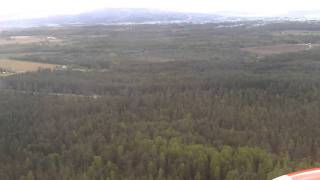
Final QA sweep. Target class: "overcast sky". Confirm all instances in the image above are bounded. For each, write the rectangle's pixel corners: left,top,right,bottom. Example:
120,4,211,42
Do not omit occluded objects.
0,0,320,21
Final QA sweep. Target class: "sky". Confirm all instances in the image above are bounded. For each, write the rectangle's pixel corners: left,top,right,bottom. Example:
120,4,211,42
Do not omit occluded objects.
0,0,320,21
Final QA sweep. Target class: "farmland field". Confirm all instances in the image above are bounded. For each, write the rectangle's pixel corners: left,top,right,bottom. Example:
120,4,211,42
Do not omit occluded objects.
0,59,58,73
274,30,320,36
242,43,318,56
0,35,62,45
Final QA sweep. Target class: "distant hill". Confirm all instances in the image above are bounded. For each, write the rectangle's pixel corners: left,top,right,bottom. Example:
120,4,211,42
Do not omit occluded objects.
1,8,320,28
0,9,226,28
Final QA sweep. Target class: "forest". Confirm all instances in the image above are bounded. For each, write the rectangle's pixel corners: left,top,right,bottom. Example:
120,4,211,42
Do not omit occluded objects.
1,21,320,180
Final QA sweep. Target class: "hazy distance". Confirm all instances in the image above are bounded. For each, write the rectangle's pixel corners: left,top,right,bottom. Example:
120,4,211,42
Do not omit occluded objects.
1,0,320,21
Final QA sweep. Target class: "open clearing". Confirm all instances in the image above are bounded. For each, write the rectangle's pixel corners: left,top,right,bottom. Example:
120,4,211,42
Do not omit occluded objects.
242,44,318,56
0,36,62,45
0,59,59,73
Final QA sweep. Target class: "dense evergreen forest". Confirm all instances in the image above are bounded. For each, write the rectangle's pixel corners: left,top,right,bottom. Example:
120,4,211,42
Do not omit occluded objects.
1,21,320,179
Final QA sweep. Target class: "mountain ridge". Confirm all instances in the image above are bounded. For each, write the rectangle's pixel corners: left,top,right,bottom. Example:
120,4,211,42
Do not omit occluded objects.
1,8,320,28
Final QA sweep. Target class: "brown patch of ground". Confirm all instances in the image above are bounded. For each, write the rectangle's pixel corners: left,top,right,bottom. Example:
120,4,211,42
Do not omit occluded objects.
0,59,58,73
140,56,175,63
242,44,318,56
